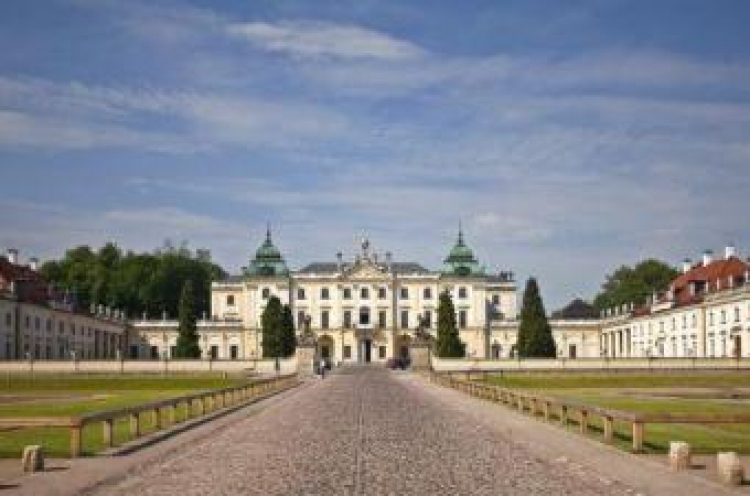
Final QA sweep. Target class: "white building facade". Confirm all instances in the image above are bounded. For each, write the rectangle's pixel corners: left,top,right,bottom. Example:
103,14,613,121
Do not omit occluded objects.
601,247,750,359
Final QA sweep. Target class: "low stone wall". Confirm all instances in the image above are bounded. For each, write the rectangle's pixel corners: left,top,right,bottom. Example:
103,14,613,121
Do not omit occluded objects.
0,358,297,375
431,357,750,373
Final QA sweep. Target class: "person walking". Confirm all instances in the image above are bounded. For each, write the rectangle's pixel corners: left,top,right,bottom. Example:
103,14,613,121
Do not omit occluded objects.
319,358,326,379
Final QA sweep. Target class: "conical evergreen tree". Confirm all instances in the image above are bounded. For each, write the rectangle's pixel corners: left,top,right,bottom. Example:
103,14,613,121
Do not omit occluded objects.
175,280,201,358
435,290,466,357
261,296,283,358
280,304,296,358
517,278,556,358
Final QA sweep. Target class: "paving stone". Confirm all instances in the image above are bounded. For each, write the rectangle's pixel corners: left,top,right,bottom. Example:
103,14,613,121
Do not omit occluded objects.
94,367,633,495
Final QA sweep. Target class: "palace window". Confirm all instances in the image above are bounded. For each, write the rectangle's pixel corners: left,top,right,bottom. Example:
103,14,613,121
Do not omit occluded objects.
360,287,369,299
321,287,330,300
379,346,387,359
261,288,270,299
459,310,467,329
226,295,235,306
25,316,30,328
343,311,352,329
230,345,239,360
343,287,352,299
423,287,432,299
424,310,432,328
721,310,726,324
492,294,500,305
359,307,370,326
458,287,467,299
378,287,387,299
210,345,219,359
400,287,409,300
321,311,329,329
400,310,409,329
378,310,387,329
5,312,11,327
735,307,740,322
297,288,306,300
297,311,305,328
344,346,351,359
709,312,714,326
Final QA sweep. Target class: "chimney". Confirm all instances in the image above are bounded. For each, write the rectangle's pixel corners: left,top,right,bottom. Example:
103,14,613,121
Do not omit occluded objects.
725,245,736,259
702,250,713,267
29,257,39,271
682,258,692,273
6,248,18,265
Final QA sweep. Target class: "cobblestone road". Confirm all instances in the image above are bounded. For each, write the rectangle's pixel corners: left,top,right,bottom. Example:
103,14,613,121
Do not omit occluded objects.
95,367,635,495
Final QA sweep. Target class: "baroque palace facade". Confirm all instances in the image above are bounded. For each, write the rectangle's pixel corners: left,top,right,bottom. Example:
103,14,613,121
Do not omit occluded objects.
131,230,602,362
0,249,127,360
601,246,750,359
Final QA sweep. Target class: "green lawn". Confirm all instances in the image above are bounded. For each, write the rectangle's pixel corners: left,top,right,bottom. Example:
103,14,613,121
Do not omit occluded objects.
0,373,247,457
482,373,750,453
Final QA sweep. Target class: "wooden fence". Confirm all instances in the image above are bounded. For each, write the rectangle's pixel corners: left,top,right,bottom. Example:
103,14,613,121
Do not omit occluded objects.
0,374,299,457
430,372,750,452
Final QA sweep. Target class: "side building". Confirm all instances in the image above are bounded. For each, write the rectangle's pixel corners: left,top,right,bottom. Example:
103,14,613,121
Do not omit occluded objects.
601,246,750,358
131,229,602,361
0,249,128,360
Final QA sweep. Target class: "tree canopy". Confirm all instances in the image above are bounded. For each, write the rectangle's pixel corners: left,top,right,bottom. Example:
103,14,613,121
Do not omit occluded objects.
40,241,226,319
280,304,296,358
517,278,556,358
435,290,465,358
175,280,201,358
593,259,678,311
261,296,284,358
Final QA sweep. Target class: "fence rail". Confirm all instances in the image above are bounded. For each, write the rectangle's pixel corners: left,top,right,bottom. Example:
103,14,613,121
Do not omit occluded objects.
0,374,299,457
429,372,750,452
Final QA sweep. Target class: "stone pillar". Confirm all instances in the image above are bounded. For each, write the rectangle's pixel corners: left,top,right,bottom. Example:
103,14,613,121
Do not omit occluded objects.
296,343,317,376
669,441,691,471
409,341,431,370
717,452,744,485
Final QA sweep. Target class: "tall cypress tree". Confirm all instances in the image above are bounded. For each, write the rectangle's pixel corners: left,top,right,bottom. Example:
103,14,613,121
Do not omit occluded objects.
261,296,283,358
435,290,466,358
517,278,556,358
175,280,201,358
280,304,296,358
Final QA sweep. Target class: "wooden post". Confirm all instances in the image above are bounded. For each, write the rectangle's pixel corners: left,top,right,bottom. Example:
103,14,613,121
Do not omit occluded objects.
543,401,550,421
103,419,114,447
579,410,588,434
603,416,614,443
129,413,140,438
632,421,644,452
70,425,82,458
153,408,162,430
560,405,568,426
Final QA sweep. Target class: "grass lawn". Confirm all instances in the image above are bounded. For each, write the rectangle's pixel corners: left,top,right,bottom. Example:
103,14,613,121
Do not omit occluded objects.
0,373,247,458
483,373,750,453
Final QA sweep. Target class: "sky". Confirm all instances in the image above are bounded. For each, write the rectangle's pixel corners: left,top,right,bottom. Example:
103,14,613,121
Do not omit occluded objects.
0,0,749,310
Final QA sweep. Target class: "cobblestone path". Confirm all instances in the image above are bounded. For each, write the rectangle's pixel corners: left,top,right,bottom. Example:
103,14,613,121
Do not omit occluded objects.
95,367,634,495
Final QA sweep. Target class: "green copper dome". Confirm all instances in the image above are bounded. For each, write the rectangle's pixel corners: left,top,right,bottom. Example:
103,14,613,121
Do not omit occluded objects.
245,227,289,277
442,226,485,276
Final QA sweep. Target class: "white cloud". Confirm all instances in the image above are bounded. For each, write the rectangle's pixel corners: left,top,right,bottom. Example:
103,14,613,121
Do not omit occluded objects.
226,21,425,61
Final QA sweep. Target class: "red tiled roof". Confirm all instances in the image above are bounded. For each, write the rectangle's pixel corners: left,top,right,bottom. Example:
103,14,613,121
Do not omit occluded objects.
671,256,748,306
0,256,49,304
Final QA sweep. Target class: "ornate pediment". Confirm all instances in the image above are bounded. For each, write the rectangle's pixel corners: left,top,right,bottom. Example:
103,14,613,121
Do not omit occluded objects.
343,259,389,280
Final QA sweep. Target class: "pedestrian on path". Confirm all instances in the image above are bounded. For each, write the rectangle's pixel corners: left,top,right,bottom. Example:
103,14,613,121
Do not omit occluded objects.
319,358,326,379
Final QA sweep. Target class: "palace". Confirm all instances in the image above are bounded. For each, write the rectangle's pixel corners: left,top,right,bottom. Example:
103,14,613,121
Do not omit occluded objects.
601,246,750,359
131,229,601,362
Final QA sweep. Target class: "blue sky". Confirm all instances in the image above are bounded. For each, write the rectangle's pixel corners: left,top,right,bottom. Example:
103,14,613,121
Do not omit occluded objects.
1,0,749,309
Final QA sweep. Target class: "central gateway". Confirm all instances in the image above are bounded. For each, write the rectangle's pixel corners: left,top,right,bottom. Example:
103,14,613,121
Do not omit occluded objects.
361,339,372,363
